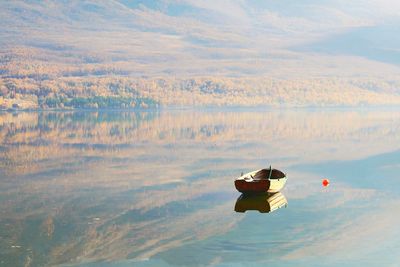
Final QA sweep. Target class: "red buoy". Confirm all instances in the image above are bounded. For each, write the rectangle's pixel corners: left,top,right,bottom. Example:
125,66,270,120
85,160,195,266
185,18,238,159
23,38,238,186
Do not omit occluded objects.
322,178,330,187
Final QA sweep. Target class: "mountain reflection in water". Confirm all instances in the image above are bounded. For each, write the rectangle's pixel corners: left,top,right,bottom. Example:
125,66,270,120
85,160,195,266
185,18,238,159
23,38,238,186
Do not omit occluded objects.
1,109,400,266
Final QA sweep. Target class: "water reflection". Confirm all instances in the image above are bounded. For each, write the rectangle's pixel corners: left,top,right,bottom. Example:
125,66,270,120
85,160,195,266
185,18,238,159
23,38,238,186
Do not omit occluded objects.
1,109,400,266
235,192,288,213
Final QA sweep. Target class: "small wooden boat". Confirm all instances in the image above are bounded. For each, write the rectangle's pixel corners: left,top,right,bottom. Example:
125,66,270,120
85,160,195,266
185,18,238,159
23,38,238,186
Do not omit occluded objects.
234,192,287,213
234,166,287,193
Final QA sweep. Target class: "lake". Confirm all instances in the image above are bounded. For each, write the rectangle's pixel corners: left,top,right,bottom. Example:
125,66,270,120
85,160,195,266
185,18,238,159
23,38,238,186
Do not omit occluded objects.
1,109,400,267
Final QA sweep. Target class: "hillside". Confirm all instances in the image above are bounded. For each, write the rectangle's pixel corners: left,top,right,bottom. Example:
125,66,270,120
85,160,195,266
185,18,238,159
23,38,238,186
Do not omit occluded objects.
2,0,400,109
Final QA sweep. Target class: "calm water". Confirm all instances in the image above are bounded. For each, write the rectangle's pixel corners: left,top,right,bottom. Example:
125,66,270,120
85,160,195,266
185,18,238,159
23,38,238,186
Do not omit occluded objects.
1,109,400,267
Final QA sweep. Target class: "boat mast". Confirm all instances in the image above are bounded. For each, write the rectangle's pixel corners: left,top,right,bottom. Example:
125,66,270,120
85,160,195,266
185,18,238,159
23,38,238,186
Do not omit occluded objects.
268,165,272,180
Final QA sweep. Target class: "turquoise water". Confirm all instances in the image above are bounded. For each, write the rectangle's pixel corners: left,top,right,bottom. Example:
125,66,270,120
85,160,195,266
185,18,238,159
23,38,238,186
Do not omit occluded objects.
1,109,400,267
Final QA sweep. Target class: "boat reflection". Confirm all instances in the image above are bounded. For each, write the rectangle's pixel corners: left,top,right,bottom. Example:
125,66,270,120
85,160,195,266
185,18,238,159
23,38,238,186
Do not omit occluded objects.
234,192,288,213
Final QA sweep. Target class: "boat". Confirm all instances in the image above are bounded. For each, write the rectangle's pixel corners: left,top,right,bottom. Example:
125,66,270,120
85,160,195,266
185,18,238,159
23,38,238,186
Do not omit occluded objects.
234,166,287,193
234,192,287,213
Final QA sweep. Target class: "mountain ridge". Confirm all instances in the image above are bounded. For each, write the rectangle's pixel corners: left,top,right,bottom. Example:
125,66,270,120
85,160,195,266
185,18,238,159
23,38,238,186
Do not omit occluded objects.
2,0,400,109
